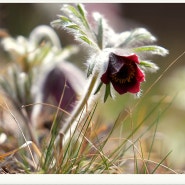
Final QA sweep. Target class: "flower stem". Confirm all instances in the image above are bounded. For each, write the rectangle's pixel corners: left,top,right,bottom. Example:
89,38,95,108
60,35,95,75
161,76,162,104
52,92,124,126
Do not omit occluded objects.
61,71,99,144
62,72,98,143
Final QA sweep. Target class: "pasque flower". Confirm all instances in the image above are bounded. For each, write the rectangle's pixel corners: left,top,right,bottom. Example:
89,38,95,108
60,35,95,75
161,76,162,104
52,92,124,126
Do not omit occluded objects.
101,52,145,95
41,61,86,114
0,25,85,125
51,3,169,144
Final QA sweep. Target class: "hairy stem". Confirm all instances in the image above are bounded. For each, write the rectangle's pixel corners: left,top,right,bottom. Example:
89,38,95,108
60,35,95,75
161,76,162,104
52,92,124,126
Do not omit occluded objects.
61,71,99,144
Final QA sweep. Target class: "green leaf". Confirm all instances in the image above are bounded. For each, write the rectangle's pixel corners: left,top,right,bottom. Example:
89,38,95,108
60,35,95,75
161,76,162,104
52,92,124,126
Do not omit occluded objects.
79,36,93,45
104,83,112,102
94,82,103,95
59,15,73,23
52,4,99,50
66,24,80,30
140,60,156,68
77,4,90,30
66,5,82,19
66,24,87,35
139,60,159,72
140,61,151,67
50,16,72,28
77,4,86,18
65,4,90,30
120,28,156,47
87,62,95,78
133,45,169,56
53,16,88,38
96,17,103,49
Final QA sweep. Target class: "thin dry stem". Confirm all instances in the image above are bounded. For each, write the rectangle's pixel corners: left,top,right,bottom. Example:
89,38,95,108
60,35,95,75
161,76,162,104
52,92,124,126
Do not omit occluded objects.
136,51,185,109
3,100,37,169
22,102,71,116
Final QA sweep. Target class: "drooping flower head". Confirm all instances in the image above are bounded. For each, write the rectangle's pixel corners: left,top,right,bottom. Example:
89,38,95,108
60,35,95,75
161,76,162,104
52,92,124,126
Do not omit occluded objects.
0,25,85,125
101,52,145,94
51,3,169,103
50,3,169,145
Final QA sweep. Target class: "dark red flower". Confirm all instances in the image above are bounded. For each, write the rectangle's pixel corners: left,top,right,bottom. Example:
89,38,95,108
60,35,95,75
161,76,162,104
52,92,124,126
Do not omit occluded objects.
101,52,145,94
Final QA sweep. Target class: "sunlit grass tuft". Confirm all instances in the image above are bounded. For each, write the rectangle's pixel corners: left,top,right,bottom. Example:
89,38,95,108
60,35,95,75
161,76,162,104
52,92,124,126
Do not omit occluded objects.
0,87,179,174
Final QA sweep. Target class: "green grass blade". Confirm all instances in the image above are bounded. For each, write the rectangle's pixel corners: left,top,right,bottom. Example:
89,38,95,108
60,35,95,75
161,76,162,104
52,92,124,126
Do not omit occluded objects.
109,95,175,166
151,151,172,174
42,117,61,171
147,114,159,160
63,103,98,173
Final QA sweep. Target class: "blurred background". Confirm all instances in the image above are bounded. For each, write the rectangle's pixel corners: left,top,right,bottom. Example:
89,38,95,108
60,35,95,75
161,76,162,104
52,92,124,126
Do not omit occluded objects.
0,3,185,171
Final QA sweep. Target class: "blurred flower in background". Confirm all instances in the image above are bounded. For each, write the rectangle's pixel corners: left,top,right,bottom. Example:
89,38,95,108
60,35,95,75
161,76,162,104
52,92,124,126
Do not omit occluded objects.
0,25,86,131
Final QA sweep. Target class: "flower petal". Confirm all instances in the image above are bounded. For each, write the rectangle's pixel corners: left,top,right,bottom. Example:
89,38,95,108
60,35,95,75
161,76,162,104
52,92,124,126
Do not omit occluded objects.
126,54,139,64
101,72,110,84
111,83,128,94
127,81,141,93
136,67,145,82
